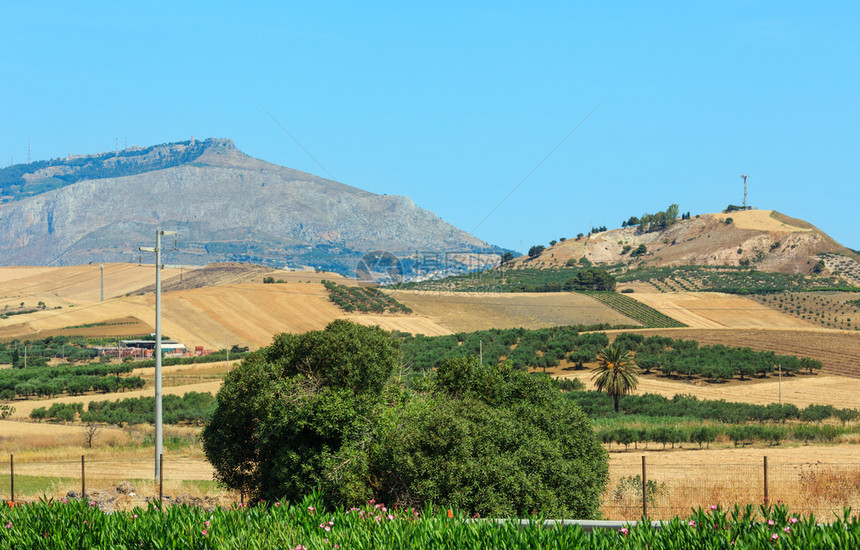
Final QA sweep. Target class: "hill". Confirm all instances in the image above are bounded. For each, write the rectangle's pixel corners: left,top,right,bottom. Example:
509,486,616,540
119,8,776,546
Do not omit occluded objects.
0,138,499,274
514,209,859,276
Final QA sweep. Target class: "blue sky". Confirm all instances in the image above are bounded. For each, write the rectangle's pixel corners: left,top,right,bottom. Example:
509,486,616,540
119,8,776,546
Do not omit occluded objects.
1,2,857,253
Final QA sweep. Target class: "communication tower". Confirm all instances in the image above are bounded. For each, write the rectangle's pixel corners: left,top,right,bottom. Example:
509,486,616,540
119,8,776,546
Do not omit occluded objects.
740,174,748,210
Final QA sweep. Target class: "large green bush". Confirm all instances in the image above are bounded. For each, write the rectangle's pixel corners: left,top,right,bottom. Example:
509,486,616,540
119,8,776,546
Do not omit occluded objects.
202,320,607,518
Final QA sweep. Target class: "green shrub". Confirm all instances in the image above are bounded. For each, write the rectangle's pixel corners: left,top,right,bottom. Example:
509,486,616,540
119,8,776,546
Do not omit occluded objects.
203,321,607,518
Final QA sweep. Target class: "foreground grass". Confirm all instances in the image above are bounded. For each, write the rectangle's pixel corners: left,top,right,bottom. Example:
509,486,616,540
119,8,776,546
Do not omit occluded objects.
0,475,75,499
1,497,858,549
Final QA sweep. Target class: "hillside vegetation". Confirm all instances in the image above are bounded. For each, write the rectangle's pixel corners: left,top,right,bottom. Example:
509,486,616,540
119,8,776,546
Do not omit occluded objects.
513,208,859,276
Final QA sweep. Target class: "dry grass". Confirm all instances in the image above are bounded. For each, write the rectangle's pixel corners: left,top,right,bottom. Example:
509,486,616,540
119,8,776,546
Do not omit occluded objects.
604,444,860,520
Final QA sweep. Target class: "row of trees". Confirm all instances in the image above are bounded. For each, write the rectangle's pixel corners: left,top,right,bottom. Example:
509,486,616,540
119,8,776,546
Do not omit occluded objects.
610,332,822,382
569,391,858,424
598,422,849,451
29,392,215,426
622,204,681,234
8,375,145,399
398,326,611,372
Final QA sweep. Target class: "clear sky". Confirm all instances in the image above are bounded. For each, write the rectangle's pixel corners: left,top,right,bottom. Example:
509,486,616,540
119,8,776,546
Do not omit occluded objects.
1,2,857,253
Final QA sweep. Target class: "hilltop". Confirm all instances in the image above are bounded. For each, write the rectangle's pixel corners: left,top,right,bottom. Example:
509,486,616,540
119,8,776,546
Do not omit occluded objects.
0,139,500,273
513,209,860,278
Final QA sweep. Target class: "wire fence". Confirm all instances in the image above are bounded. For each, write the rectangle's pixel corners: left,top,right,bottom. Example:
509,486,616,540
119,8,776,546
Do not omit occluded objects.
603,457,860,520
2,454,859,519
0,454,232,510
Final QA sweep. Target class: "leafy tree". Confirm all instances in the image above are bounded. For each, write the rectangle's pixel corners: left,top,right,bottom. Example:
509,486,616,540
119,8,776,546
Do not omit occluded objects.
499,252,515,264
631,244,647,257
203,321,608,518
528,245,545,258
203,320,399,505
372,357,608,517
591,345,639,412
812,260,825,274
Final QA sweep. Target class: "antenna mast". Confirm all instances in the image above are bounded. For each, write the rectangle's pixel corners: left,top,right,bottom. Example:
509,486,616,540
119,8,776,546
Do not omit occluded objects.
740,174,748,210
27,137,31,163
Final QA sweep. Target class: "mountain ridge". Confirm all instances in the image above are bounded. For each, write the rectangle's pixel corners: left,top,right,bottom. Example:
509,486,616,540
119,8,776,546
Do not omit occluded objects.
0,139,500,273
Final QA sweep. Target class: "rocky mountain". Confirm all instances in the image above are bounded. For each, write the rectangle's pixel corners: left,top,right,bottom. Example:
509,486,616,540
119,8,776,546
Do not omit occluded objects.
516,209,860,280
0,138,500,274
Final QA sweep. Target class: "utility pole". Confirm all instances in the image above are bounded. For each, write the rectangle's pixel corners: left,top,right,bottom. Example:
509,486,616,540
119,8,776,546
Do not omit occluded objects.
226,335,229,374
740,174,748,210
24,346,27,369
479,340,483,365
100,264,104,301
778,364,782,405
139,230,177,480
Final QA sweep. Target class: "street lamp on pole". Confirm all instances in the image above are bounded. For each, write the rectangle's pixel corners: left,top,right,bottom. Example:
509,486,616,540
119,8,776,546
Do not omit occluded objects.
140,229,177,480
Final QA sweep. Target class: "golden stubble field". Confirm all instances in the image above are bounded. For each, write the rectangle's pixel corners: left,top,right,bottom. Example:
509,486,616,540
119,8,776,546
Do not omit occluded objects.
627,291,814,329
387,290,639,333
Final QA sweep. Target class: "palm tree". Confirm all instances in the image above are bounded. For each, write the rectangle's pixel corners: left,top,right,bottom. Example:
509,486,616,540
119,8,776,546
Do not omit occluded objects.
591,345,639,412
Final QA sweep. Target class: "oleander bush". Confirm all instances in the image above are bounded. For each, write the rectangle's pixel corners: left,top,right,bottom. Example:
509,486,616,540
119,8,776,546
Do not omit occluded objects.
1,498,857,549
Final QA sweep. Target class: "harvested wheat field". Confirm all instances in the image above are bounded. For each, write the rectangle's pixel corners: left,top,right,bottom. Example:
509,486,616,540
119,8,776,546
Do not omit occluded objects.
629,291,813,329
388,290,639,333
0,264,186,306
0,280,452,349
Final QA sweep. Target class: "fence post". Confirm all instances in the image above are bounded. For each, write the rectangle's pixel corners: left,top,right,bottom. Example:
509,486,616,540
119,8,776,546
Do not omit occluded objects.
81,455,86,500
641,455,647,518
763,455,768,505
159,454,163,504
9,454,13,504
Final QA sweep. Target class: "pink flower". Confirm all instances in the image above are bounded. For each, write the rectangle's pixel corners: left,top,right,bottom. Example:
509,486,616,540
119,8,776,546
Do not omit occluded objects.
710,504,718,510
5,522,11,529
688,520,696,527
387,514,394,520
789,517,798,524
768,519,774,526
308,506,316,513
620,527,629,536
202,530,207,536
771,533,779,540
132,514,138,519
783,526,790,533
275,502,280,507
